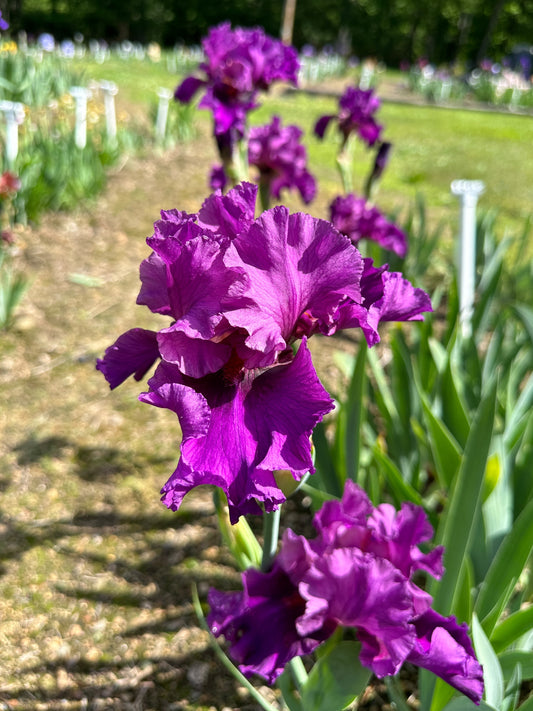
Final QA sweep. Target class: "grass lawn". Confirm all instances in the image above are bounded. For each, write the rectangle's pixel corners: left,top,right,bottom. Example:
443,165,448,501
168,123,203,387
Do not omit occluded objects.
75,53,533,258
253,92,533,236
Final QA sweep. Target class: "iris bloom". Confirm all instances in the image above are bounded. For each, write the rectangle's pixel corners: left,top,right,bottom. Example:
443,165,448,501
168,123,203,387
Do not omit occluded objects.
210,115,316,205
314,86,383,148
330,193,408,257
208,481,484,704
248,116,316,204
175,23,299,138
97,183,431,522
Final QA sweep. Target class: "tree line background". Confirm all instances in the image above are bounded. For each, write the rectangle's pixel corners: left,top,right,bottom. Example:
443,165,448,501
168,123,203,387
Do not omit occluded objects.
1,0,532,68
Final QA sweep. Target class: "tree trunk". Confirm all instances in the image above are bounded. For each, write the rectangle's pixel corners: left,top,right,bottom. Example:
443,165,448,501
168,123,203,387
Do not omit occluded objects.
477,0,507,63
280,0,297,45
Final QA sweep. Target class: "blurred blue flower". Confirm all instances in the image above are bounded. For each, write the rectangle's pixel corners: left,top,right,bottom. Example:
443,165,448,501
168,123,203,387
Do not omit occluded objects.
60,39,75,58
38,33,55,52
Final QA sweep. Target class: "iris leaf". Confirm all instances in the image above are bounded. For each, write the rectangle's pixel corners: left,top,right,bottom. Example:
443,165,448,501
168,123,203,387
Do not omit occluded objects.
300,640,371,711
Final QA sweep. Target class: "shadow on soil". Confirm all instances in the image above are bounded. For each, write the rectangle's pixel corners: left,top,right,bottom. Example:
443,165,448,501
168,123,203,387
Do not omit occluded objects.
1,435,259,709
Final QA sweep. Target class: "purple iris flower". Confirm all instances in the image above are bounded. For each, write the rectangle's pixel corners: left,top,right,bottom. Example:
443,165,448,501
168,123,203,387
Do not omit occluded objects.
314,86,383,148
248,116,316,204
209,164,228,192
330,193,408,258
208,561,336,683
175,23,299,138
97,183,431,522
209,116,316,204
0,12,8,31
208,481,484,704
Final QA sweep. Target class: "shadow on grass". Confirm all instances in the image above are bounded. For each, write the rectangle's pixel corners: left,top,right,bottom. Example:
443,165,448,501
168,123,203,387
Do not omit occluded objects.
1,435,208,579
0,645,269,711
13,433,175,482
2,435,265,710
0,506,208,572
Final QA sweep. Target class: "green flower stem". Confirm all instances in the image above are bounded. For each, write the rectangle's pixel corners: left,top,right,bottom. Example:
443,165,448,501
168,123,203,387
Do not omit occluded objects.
219,135,250,189
384,676,411,711
261,506,281,572
336,133,357,194
191,584,279,711
213,489,262,570
230,137,250,185
258,179,271,212
288,655,308,691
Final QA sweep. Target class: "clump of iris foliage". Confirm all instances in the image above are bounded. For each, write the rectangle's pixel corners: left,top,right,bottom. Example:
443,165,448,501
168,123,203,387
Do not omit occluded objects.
405,58,533,110
97,21,533,711
0,170,27,330
0,36,199,225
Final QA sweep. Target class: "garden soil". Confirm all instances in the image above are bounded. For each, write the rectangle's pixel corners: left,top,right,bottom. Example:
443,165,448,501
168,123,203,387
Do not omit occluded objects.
0,117,416,710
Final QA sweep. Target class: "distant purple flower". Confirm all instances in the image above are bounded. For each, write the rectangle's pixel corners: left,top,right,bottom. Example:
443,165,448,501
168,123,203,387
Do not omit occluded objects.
97,183,430,521
208,481,484,704
209,117,316,204
519,55,532,77
330,193,408,257
175,23,299,137
314,86,383,148
248,116,316,204
209,164,227,192
0,12,8,31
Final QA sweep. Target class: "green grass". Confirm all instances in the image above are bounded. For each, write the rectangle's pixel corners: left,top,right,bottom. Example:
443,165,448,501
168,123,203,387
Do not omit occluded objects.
72,53,533,254
253,92,533,238
72,54,182,108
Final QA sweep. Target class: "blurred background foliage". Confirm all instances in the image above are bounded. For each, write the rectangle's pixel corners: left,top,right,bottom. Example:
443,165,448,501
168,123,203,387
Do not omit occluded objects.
2,0,533,68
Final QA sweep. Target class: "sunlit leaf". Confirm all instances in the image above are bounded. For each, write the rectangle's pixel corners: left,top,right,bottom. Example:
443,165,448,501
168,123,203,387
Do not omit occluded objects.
472,613,504,709
300,641,371,711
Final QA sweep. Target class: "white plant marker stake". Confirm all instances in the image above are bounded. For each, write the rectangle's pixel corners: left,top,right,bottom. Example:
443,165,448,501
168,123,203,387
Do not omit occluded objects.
70,86,91,149
451,179,485,338
99,80,118,141
0,100,24,166
359,62,374,90
155,88,173,142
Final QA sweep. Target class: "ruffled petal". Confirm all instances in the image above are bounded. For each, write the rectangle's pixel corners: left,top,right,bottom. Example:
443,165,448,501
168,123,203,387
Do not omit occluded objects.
335,260,432,345
145,341,332,522
96,328,159,389
297,548,415,677
225,207,363,360
407,610,484,705
371,270,434,323
137,252,172,315
208,565,333,684
197,182,258,239
157,328,232,379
